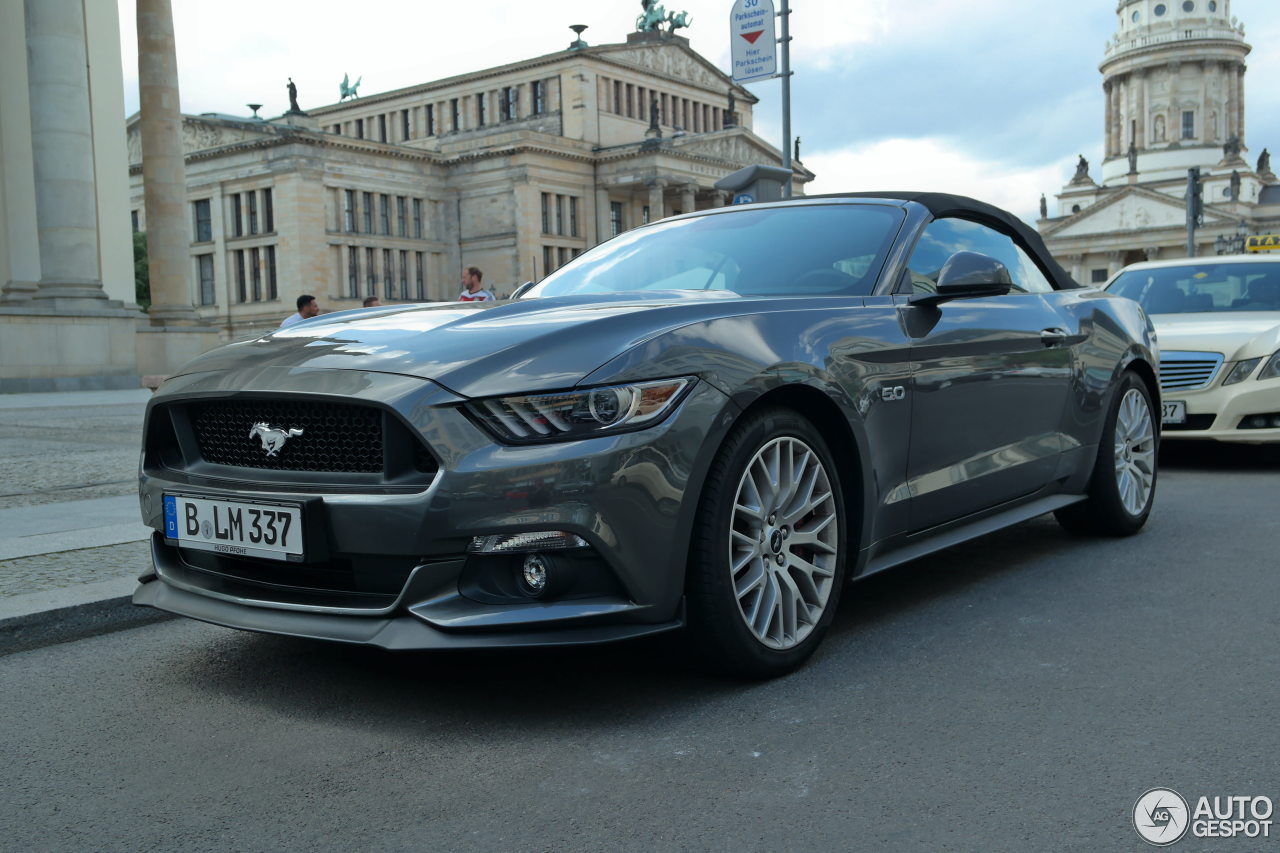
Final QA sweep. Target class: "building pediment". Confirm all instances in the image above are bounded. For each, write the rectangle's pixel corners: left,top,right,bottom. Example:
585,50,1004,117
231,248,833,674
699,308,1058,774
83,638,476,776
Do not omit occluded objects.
594,40,747,99
125,115,281,165
671,130,783,168
1043,187,1233,239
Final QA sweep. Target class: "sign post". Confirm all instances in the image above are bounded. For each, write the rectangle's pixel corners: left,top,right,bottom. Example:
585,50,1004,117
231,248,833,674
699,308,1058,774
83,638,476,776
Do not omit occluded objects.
729,0,792,198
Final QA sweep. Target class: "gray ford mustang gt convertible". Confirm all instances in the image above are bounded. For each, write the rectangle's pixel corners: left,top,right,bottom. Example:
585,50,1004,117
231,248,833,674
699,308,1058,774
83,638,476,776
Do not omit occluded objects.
135,192,1160,678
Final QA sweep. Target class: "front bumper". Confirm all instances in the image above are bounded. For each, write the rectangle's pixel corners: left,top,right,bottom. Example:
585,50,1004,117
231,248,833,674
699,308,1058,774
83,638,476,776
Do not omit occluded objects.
1161,375,1280,444
134,367,728,647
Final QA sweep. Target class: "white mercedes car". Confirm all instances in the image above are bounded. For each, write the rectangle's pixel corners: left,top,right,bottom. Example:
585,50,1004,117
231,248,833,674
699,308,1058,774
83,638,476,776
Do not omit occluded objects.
1107,255,1280,443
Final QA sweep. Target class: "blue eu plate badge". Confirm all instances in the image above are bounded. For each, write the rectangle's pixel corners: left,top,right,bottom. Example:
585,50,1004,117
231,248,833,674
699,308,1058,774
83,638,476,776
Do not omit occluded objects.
163,495,178,538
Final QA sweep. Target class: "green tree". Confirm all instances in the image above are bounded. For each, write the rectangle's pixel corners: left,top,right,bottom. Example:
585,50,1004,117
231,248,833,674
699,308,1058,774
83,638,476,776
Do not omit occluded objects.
132,230,150,310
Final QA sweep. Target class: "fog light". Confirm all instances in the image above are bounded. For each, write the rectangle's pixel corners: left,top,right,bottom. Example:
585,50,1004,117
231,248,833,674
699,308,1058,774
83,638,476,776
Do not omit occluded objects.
521,555,549,596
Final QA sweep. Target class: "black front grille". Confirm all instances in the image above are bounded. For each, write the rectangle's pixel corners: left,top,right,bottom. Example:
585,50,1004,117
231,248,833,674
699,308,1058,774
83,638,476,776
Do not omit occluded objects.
1164,414,1216,431
190,399,384,473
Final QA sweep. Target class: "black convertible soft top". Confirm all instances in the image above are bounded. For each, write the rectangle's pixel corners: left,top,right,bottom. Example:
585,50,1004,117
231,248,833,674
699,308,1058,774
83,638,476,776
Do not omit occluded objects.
811,190,1080,291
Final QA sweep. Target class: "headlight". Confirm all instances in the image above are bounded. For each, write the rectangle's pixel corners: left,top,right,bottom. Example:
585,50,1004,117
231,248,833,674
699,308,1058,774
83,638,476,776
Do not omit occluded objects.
467,377,695,443
1259,350,1280,381
1222,357,1263,385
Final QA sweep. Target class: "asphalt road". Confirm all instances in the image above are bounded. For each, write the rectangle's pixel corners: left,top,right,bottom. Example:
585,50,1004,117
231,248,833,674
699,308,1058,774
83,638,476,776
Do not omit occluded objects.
3,442,1278,852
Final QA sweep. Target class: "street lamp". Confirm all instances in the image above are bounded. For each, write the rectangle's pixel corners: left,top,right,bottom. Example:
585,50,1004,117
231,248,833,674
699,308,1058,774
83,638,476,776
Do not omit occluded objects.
1216,220,1251,254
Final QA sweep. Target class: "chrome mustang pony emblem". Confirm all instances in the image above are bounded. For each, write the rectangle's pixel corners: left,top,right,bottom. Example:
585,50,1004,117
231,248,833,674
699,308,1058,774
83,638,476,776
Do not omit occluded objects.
249,422,303,456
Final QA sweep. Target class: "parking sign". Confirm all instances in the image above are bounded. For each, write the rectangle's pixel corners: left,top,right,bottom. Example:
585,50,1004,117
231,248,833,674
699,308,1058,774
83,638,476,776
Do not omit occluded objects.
730,0,777,83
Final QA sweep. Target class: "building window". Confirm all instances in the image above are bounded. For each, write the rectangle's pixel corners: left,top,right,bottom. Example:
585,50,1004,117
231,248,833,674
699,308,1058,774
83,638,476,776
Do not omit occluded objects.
131,210,139,232
558,247,570,268
541,193,551,234
230,194,243,237
383,248,393,298
396,196,407,237
610,201,624,236
626,84,634,118
197,254,215,305
532,80,545,115
555,195,564,235
401,109,410,140
399,250,408,298
249,247,262,300
613,81,623,116
661,93,670,126
501,86,518,121
348,246,359,298
1091,269,1109,283
193,199,212,242
233,249,246,302
643,205,651,225
413,199,423,238
569,197,578,237
426,104,435,136
263,188,274,232
543,245,554,276
365,247,376,296
343,190,356,232
477,92,486,126
247,192,258,235
1182,111,1195,139
415,252,425,300
377,113,387,141
362,192,373,234
332,123,341,135
266,245,277,300
450,98,460,131
356,118,364,139
379,194,390,235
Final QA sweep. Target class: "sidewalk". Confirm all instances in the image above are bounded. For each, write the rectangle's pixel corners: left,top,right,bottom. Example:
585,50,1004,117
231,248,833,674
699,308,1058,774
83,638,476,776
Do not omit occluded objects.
0,388,169,654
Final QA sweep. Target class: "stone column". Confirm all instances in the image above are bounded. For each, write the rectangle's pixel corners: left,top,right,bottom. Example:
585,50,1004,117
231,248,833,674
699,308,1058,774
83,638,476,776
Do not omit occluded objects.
711,190,729,208
0,0,40,302
1236,64,1246,146
595,186,611,245
680,184,696,215
1067,254,1084,284
137,0,199,324
647,180,666,222
24,0,107,304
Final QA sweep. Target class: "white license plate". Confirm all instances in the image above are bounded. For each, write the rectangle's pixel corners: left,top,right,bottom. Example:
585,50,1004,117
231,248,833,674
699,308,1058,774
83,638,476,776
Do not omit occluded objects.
163,494,303,561
1161,400,1187,425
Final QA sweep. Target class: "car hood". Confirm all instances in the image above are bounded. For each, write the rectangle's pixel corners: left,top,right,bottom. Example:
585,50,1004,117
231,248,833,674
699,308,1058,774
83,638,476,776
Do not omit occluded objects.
1152,313,1280,361
171,291,798,398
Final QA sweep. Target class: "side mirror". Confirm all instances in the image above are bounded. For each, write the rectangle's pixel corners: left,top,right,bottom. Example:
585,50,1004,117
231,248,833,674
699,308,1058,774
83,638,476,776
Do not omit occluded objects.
509,281,535,299
910,251,1013,306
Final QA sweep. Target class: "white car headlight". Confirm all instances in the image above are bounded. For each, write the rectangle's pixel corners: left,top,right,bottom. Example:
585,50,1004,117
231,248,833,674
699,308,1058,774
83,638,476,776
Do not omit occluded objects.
1223,357,1263,385
467,377,695,443
1258,350,1280,382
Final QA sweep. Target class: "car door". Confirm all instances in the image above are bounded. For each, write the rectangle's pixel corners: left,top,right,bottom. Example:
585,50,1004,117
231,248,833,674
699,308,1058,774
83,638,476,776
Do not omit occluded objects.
899,217,1075,532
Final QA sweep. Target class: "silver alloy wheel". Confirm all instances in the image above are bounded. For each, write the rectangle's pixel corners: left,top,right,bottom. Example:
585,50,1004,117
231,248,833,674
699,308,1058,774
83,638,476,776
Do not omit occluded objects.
728,436,839,650
1114,387,1156,516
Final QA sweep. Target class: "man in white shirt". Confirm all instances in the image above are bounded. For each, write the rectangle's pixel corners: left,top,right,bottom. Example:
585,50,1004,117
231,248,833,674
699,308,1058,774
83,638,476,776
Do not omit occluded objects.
458,266,495,302
280,294,320,328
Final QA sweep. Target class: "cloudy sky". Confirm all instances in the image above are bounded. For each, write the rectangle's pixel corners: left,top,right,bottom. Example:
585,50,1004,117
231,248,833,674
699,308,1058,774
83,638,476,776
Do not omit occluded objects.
117,0,1280,221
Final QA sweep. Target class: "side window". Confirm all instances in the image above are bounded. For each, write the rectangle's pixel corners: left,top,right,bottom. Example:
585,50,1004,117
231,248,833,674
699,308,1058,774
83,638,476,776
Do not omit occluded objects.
906,218,1053,294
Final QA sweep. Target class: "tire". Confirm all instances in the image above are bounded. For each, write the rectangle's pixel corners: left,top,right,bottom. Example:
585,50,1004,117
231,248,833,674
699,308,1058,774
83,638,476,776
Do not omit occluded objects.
686,408,848,679
1054,372,1157,536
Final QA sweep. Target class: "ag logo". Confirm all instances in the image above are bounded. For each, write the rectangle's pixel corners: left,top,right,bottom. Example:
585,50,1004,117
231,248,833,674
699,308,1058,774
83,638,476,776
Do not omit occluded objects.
1134,788,1190,846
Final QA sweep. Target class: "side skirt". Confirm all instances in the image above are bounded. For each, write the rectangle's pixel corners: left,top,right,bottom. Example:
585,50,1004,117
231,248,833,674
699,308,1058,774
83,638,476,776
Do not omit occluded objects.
857,493,1085,579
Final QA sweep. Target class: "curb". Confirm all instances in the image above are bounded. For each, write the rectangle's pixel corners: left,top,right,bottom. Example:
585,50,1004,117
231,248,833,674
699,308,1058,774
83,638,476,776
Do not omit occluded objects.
0,576,172,656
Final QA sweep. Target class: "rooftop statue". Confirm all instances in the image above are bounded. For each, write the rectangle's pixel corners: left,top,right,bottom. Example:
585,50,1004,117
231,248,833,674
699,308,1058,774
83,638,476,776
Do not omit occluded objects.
637,0,666,31
339,73,362,102
666,9,692,33
286,77,300,113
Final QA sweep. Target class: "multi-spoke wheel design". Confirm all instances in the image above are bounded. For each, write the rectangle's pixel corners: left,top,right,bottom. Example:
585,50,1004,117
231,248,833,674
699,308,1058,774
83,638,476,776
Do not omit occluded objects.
1113,387,1156,516
728,437,839,650
687,408,848,678
1054,372,1158,536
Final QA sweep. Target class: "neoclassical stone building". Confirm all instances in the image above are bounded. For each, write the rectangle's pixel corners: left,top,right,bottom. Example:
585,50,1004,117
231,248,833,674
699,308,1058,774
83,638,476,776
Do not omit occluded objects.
127,26,810,335
1039,0,1280,282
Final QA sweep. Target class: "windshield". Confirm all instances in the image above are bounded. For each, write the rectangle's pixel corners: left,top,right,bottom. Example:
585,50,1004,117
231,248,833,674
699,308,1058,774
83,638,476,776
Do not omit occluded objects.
525,204,904,299
1108,262,1280,314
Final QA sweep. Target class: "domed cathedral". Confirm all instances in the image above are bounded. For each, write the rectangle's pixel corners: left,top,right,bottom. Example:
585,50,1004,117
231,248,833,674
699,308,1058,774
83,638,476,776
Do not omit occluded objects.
1039,0,1280,284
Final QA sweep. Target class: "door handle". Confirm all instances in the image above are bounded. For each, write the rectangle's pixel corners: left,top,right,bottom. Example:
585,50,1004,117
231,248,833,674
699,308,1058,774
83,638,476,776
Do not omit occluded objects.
1040,327,1069,347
